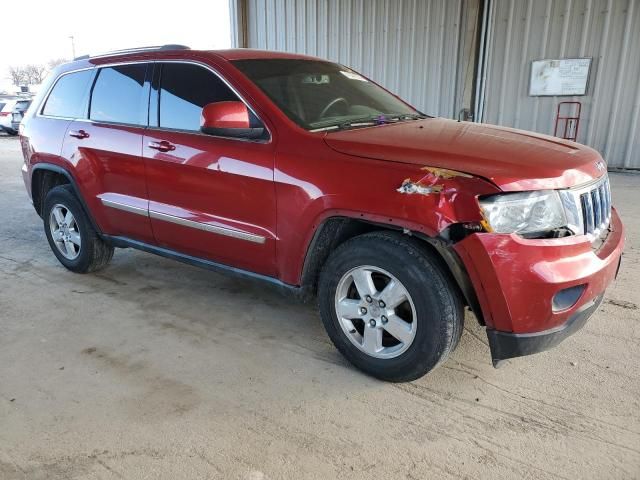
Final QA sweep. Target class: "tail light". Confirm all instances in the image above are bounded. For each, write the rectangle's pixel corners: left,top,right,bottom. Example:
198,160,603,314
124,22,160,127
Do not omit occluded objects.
0,112,10,117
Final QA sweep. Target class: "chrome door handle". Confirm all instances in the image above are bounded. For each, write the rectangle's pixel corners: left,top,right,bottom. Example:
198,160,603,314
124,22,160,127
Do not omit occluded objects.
148,140,176,152
68,129,89,139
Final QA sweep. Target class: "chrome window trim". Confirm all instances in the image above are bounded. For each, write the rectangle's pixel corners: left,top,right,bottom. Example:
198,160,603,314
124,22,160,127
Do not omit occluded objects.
36,58,272,144
100,197,266,244
144,125,267,144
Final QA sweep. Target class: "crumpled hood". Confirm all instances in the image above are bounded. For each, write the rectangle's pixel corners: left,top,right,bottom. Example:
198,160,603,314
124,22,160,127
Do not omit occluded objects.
323,118,606,191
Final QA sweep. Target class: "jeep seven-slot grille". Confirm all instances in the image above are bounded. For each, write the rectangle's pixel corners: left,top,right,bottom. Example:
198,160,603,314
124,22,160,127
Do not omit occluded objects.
579,176,611,235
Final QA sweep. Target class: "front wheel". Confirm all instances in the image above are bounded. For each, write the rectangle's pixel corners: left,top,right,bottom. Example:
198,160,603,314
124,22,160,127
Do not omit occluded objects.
318,231,463,382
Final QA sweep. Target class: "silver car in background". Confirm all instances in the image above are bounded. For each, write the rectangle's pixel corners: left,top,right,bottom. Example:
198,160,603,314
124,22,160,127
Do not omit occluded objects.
0,97,32,135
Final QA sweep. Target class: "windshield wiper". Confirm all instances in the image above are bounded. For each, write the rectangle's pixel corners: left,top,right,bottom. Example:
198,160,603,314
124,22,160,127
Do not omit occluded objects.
337,116,386,129
386,113,429,121
337,113,429,129
310,113,429,132
310,117,379,132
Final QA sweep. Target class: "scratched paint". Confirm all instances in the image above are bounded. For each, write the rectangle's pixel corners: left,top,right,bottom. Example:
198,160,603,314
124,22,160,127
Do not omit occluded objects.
397,166,473,196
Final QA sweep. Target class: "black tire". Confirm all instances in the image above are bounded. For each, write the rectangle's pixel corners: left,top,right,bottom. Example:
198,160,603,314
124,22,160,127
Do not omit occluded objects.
43,185,114,273
318,231,463,382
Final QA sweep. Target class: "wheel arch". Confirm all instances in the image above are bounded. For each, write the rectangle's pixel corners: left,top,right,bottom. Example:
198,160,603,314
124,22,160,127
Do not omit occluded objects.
31,163,102,235
32,164,72,216
300,215,485,325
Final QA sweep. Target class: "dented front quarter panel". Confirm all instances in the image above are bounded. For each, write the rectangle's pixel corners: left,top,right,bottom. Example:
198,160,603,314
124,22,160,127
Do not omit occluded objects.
274,132,501,284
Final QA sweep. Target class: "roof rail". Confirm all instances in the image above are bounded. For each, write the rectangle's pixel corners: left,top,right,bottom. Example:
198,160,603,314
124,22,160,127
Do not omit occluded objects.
74,44,190,61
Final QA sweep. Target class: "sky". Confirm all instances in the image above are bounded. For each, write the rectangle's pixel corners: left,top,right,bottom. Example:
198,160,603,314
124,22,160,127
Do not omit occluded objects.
0,0,231,92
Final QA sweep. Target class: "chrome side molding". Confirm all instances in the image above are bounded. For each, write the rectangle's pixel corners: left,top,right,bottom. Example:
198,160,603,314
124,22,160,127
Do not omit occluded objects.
100,197,265,244
101,198,148,216
149,211,266,244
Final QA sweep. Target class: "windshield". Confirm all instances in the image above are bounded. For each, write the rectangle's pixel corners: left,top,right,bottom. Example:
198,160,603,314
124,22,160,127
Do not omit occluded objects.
232,59,422,131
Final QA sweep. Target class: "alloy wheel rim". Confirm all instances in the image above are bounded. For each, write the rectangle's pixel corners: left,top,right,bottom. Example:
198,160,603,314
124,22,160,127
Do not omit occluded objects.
49,204,81,260
334,265,417,359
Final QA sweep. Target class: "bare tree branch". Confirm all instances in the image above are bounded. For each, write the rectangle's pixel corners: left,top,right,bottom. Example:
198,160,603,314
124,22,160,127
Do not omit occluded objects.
24,64,47,85
7,58,69,87
8,66,27,86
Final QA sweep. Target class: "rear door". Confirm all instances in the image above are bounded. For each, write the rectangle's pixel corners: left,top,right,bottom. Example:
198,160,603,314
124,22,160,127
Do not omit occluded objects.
143,61,277,276
60,63,154,243
25,69,96,199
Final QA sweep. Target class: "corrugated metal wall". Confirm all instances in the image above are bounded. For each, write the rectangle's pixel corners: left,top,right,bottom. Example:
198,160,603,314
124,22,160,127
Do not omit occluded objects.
234,0,639,168
482,0,640,169
238,0,474,119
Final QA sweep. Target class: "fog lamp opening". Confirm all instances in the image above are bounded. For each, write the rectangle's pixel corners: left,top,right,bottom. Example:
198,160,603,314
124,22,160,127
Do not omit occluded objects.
552,284,586,312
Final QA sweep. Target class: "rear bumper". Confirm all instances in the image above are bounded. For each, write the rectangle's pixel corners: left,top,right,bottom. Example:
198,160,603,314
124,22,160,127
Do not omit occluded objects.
454,208,624,363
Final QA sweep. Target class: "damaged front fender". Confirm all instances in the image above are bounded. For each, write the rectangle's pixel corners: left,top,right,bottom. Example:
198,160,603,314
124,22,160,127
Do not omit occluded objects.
397,166,475,196
395,165,500,235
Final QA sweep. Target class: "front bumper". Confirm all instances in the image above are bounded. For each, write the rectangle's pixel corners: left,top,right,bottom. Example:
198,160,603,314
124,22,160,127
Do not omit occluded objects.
486,293,604,366
454,207,624,363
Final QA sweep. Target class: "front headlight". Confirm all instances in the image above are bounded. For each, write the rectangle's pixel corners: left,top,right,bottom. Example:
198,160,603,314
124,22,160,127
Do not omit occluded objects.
478,190,567,235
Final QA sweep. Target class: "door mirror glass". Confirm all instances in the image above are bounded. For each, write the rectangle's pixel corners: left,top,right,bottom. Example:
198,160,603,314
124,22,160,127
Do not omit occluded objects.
200,101,265,139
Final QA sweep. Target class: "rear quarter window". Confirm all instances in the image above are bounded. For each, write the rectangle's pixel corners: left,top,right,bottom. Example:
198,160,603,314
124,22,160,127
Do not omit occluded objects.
42,70,95,118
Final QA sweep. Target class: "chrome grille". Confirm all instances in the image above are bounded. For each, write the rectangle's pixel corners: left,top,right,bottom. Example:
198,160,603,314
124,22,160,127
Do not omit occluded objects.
559,174,611,239
578,176,611,236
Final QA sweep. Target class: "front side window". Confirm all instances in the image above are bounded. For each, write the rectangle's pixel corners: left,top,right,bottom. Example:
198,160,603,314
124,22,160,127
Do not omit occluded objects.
158,63,239,131
90,64,148,125
232,59,421,131
42,69,95,118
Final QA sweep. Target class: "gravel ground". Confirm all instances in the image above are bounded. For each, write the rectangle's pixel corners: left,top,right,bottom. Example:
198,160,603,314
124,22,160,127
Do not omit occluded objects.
0,133,638,479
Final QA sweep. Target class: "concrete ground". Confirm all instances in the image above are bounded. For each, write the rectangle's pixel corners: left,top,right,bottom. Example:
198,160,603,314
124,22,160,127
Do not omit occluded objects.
0,132,638,480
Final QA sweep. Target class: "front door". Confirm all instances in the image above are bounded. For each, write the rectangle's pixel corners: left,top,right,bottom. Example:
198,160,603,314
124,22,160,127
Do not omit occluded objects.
143,62,277,276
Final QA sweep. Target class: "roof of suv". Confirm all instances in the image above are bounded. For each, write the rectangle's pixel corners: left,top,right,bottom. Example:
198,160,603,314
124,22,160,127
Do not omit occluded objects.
68,46,321,69
211,49,321,61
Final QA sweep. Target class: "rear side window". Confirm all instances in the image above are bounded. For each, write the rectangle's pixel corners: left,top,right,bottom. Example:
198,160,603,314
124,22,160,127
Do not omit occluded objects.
42,70,94,118
158,63,239,131
90,64,148,125
0,103,6,111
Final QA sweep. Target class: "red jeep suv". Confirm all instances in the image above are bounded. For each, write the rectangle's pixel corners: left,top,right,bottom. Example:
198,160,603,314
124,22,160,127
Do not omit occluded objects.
19,45,624,381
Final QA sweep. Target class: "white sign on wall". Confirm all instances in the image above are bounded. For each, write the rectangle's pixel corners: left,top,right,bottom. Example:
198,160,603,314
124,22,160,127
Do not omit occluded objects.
529,58,592,96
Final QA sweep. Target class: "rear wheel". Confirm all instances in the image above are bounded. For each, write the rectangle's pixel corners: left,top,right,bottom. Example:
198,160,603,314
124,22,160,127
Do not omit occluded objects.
318,231,463,382
43,185,114,273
